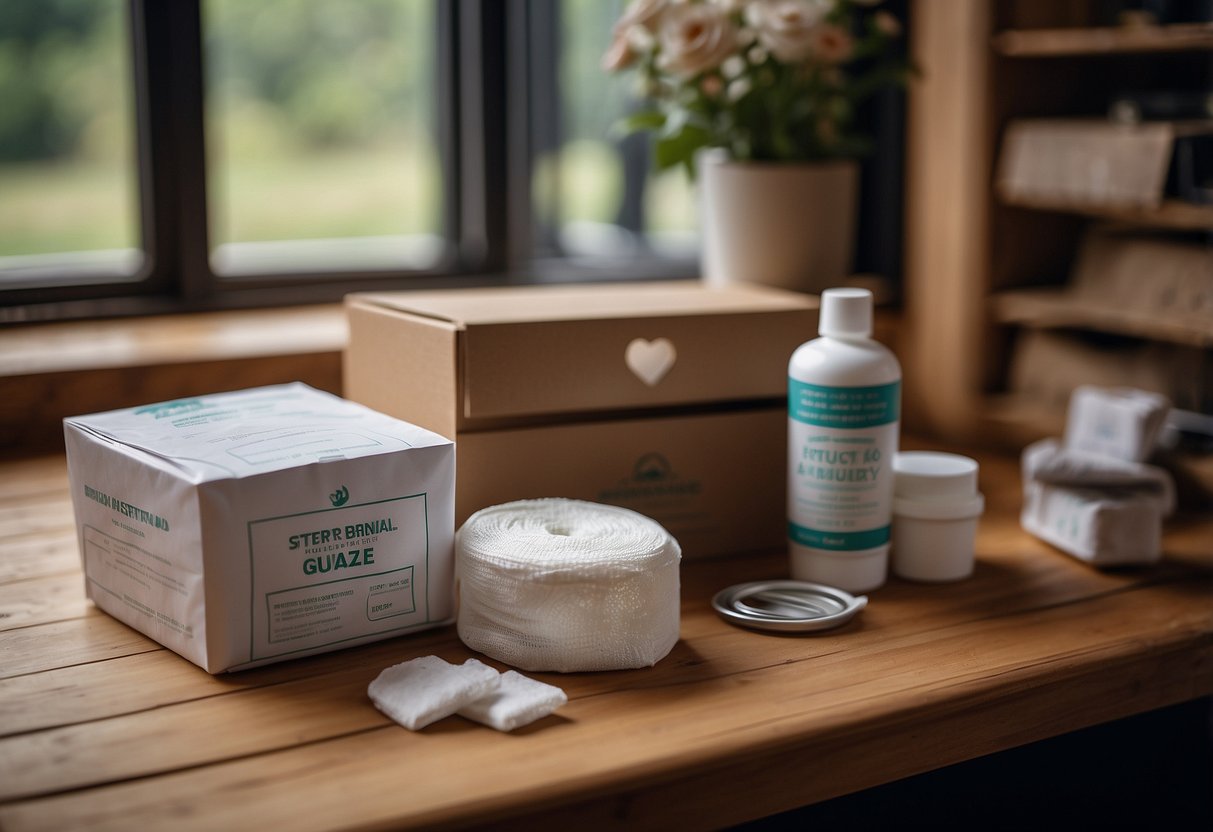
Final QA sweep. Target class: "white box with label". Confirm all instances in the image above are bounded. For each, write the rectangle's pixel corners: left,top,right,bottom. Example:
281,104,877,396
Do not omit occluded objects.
63,383,455,673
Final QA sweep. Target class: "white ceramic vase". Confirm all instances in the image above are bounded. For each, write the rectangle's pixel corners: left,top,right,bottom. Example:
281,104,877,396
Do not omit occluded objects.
699,155,859,294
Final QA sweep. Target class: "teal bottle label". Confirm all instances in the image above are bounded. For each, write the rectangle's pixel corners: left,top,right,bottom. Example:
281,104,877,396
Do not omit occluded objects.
789,379,900,429
788,378,900,553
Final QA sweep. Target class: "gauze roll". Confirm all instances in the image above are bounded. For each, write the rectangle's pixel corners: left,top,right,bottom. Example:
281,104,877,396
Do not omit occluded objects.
456,499,681,673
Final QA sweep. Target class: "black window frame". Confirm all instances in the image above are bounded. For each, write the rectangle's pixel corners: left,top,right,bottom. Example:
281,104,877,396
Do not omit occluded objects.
1,0,907,324
2,0,518,322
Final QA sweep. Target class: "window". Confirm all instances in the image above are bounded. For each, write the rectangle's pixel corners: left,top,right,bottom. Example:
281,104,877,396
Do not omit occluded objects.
204,0,445,276
1,1,906,322
0,1,142,288
527,0,698,268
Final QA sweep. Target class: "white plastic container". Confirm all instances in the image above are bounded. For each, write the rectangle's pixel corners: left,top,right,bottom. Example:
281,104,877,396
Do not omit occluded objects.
788,288,901,592
891,452,985,582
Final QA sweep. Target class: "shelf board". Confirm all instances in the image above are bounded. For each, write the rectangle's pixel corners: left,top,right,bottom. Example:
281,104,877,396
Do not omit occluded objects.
991,288,1213,348
999,193,1213,231
995,22,1213,56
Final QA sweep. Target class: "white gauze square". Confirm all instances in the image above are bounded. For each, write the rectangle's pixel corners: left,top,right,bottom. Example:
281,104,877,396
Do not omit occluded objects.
459,670,568,732
368,656,500,730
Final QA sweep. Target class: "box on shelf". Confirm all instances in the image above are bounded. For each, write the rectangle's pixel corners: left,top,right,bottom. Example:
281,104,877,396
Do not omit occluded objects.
996,118,1213,208
344,281,818,558
1008,329,1207,414
64,383,455,673
1069,228,1213,319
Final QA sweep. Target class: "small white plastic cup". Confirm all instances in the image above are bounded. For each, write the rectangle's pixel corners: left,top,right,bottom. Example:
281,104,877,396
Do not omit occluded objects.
891,452,984,582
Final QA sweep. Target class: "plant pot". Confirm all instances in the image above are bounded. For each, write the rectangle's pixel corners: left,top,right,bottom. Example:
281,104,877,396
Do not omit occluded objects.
700,156,859,294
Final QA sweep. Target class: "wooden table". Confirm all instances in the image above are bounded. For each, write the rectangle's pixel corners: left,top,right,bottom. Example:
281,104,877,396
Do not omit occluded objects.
1,447,1210,830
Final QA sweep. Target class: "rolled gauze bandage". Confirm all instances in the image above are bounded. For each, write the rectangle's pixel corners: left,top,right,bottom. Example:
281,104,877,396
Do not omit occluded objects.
456,499,681,673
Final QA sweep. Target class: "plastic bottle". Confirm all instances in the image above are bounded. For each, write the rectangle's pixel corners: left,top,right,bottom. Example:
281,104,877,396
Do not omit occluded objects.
787,287,901,592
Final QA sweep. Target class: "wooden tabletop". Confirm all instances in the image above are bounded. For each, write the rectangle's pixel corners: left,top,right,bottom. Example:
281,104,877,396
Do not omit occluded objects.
1,446,1210,831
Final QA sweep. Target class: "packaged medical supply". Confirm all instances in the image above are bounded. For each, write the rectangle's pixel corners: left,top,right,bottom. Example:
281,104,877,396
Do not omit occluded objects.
456,499,681,672
344,280,816,559
1064,386,1171,463
1022,437,1176,515
64,383,455,673
891,452,984,582
1020,481,1164,566
787,287,901,592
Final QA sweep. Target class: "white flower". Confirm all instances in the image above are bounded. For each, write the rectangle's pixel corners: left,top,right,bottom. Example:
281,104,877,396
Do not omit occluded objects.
614,0,669,34
727,77,752,101
721,54,746,78
808,23,854,64
747,44,768,64
873,10,901,37
656,4,738,79
711,0,746,11
745,0,830,63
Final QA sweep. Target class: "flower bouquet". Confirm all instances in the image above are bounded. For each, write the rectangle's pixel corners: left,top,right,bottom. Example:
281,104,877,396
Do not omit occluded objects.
602,0,908,174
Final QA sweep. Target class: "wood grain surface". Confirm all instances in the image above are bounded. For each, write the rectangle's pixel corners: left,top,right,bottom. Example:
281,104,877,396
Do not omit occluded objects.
0,447,1209,830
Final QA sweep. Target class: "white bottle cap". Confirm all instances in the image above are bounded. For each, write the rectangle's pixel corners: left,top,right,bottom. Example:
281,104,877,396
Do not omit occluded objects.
818,288,873,338
893,452,982,515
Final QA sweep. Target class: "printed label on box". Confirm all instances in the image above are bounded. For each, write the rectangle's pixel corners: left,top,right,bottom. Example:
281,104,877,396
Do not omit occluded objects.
82,524,200,641
247,492,431,661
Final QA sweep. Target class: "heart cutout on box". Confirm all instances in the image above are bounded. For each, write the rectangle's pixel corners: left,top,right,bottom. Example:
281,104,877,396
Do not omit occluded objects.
625,338,676,387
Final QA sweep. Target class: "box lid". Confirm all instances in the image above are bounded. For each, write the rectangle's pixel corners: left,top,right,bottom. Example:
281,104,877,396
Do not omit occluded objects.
351,281,818,421
64,383,451,482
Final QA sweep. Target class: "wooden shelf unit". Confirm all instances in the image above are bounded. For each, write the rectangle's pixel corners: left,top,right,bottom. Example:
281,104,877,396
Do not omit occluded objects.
998,194,1213,232
994,22,1213,57
904,1,1212,460
990,288,1213,348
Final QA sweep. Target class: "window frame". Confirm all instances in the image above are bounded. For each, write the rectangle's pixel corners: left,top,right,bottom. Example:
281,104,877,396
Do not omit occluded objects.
2,0,513,322
0,0,907,323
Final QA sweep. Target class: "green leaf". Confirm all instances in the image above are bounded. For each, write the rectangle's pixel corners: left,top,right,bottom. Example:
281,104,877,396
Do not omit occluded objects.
610,110,667,138
653,121,711,173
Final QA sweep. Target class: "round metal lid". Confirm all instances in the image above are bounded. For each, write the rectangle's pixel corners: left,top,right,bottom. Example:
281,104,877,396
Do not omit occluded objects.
711,580,868,633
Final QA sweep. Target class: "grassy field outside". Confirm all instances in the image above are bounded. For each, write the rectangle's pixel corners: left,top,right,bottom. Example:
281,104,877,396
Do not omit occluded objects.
0,160,137,257
1,140,697,264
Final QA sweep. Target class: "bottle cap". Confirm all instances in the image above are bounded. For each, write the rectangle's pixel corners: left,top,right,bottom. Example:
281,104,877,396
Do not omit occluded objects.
712,580,867,633
892,452,985,520
818,287,873,338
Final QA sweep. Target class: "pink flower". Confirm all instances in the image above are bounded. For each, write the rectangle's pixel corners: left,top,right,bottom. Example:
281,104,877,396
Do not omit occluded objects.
656,4,738,79
601,34,637,71
808,23,854,64
745,0,829,63
873,10,902,38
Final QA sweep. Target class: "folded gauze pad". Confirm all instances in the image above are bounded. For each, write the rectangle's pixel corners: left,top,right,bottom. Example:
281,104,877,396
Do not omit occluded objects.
458,670,568,731
456,499,682,672
368,656,500,730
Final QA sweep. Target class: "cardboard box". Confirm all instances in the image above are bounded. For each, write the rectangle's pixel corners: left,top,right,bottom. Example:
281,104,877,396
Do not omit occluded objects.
344,281,818,557
63,383,455,673
997,118,1213,208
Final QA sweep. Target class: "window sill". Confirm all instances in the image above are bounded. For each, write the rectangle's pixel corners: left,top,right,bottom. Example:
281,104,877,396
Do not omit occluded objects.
0,305,347,455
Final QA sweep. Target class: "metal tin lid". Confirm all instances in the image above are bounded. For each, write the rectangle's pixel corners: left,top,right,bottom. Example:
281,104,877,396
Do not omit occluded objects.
712,580,868,633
